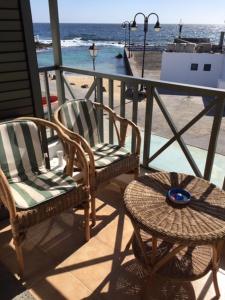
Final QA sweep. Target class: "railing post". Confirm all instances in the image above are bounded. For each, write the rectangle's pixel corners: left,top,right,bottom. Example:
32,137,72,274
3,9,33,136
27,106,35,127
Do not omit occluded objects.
131,84,139,153
120,81,126,144
108,79,114,144
143,85,154,167
43,71,54,137
120,82,126,118
204,97,225,181
96,77,104,142
48,0,65,104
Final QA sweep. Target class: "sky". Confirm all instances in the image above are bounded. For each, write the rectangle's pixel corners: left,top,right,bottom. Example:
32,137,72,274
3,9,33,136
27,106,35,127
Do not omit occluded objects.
30,0,225,24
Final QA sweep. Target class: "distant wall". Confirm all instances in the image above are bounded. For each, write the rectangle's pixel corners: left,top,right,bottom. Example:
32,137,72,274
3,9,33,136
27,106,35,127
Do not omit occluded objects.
220,55,225,80
123,48,133,76
160,52,225,88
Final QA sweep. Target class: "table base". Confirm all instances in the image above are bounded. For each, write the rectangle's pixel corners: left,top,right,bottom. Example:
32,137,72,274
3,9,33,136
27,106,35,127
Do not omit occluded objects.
133,230,213,281
131,227,223,299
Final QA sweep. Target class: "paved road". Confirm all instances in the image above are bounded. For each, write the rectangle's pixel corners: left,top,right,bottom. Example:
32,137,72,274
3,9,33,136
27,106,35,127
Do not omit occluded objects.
128,50,162,80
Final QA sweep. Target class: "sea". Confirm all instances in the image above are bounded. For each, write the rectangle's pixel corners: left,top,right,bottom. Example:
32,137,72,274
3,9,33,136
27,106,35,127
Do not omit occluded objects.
34,23,225,75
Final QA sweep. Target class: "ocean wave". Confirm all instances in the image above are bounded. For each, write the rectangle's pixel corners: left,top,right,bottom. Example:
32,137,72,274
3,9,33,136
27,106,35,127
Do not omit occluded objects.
38,37,124,48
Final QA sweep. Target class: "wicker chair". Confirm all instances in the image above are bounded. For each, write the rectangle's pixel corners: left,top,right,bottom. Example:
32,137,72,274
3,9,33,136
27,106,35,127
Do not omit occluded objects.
54,99,141,226
0,117,90,276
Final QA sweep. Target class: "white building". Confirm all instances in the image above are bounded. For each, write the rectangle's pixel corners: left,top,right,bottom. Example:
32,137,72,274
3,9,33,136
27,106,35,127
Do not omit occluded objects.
160,51,225,89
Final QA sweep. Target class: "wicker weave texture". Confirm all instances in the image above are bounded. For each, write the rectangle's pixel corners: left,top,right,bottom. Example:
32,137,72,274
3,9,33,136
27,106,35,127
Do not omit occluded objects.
124,172,225,245
132,230,212,281
14,185,89,230
94,154,139,190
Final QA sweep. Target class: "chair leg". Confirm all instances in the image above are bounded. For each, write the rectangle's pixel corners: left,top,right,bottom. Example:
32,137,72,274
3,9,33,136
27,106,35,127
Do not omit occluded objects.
13,238,24,278
91,193,96,227
84,206,90,242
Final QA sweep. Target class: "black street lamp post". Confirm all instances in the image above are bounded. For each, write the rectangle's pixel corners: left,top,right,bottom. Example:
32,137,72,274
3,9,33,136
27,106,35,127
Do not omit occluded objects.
89,43,98,100
131,12,161,90
121,21,135,58
121,21,129,47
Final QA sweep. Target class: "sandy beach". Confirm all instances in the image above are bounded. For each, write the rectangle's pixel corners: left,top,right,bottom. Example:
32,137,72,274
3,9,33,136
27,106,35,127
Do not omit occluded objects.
41,73,122,102
67,76,122,101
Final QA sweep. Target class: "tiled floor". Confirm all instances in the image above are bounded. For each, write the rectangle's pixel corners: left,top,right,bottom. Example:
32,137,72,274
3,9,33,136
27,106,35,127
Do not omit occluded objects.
0,178,225,300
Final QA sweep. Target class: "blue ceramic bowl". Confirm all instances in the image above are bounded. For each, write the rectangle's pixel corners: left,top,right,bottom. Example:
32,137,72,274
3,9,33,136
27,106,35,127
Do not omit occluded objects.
167,188,191,205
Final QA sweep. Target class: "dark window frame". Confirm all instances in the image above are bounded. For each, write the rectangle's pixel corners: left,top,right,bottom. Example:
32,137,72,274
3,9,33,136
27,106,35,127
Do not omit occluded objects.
203,64,211,71
190,63,198,71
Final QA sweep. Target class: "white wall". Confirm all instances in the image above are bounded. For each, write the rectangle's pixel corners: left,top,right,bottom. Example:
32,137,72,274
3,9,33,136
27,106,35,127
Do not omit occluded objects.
220,55,225,81
217,79,225,89
160,52,225,88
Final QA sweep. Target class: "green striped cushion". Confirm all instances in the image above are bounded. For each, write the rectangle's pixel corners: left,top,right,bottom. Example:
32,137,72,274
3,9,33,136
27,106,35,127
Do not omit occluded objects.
92,143,130,168
0,121,45,183
9,170,76,209
60,99,101,147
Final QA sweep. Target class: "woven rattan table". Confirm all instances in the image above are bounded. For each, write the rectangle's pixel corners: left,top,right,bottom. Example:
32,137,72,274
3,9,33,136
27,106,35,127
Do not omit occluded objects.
124,172,225,299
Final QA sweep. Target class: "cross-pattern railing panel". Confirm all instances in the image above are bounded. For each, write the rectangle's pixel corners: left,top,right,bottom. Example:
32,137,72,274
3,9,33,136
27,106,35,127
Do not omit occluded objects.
38,65,225,184
153,88,202,178
145,88,225,181
62,74,76,99
147,98,216,165
204,97,225,180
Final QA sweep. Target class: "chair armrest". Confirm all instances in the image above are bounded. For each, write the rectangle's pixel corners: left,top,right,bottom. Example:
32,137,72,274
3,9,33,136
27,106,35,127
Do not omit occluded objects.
93,102,141,155
16,117,90,187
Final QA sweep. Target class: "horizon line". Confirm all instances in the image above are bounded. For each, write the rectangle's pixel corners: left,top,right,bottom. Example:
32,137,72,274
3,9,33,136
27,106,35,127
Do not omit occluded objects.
33,22,225,25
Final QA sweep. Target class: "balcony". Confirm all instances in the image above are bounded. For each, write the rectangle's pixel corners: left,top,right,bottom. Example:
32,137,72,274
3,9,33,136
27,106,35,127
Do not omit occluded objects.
1,1,225,299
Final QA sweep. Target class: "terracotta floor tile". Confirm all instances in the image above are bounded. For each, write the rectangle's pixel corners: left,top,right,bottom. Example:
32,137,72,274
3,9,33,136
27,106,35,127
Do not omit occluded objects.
30,270,93,300
142,276,196,300
112,173,135,190
90,189,124,239
28,213,86,263
96,257,147,300
96,185,123,211
1,181,225,300
95,212,133,252
57,237,120,292
1,239,55,286
27,210,84,245
192,270,225,300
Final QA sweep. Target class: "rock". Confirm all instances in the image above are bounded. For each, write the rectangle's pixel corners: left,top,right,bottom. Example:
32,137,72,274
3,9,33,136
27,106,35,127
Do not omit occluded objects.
70,82,75,85
115,53,123,59
35,41,52,50
102,86,106,92
51,74,56,80
81,84,89,88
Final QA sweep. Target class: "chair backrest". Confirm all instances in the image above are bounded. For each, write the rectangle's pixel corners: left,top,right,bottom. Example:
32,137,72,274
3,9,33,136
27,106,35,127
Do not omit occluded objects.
60,99,101,147
0,120,45,183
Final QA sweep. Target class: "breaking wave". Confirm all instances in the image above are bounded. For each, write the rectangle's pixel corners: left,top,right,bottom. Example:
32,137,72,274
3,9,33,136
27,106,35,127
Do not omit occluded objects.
38,37,124,48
